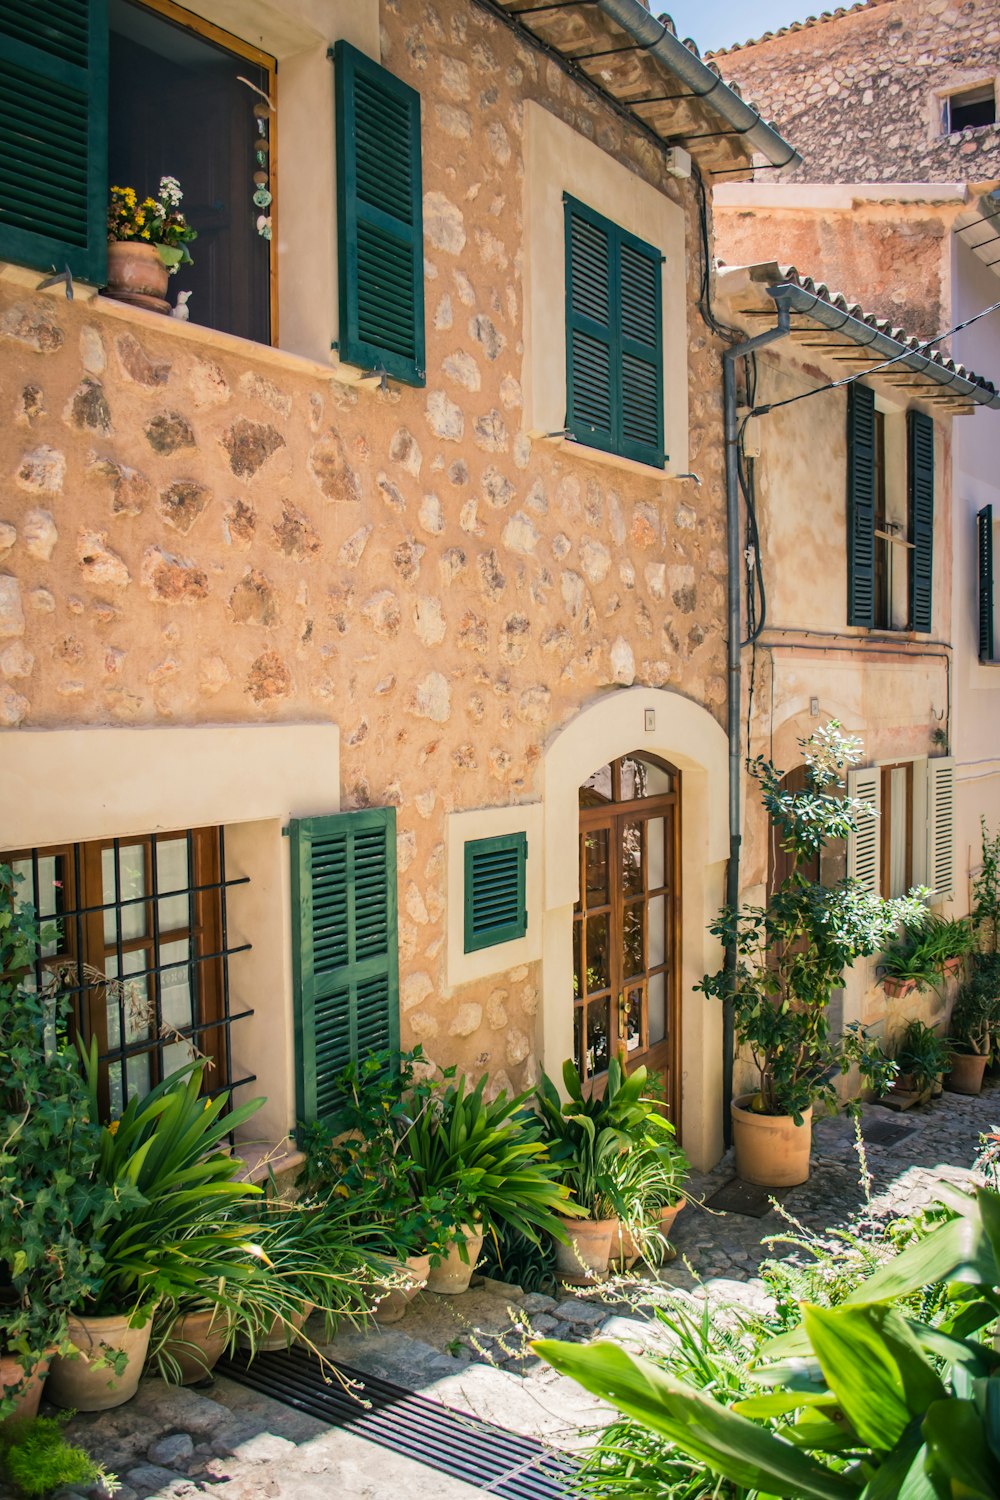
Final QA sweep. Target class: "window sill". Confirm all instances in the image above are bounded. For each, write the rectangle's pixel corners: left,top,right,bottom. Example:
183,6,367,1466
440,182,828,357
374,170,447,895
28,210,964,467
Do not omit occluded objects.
0,260,369,390
543,433,681,482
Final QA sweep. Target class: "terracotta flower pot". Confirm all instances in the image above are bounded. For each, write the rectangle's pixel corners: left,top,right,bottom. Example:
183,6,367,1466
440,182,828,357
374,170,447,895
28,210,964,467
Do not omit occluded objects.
159,1307,231,1385
553,1214,614,1284
426,1226,484,1295
105,241,170,310
374,1253,431,1324
1,1352,49,1424
46,1312,152,1412
942,957,964,978
246,1302,314,1353
882,976,918,1000
731,1095,812,1187
657,1199,686,1240
607,1219,641,1273
945,1052,989,1096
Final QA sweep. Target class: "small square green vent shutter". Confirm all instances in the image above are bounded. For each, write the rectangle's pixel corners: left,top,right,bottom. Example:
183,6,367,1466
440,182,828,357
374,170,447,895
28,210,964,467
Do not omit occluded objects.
564,194,664,470
334,41,425,387
0,0,108,286
464,833,528,953
907,410,934,633
846,383,876,628
290,808,399,1128
979,504,994,663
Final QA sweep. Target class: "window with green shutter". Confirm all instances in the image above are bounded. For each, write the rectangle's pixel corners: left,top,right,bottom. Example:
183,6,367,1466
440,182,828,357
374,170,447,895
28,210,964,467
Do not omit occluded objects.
290,808,399,1129
464,834,528,954
846,383,877,628
979,504,994,663
334,41,425,387
0,0,108,286
564,194,664,469
907,409,934,633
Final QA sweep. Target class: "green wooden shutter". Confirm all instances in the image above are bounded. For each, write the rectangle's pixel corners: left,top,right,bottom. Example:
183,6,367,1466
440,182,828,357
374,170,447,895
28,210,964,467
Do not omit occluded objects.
334,41,424,387
979,504,994,663
846,383,876,628
846,766,881,896
908,409,935,633
564,195,664,470
290,808,399,1128
464,834,528,953
0,0,108,286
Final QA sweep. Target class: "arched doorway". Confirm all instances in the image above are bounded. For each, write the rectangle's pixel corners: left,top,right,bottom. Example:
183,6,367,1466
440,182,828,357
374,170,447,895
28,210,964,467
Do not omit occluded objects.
573,752,680,1119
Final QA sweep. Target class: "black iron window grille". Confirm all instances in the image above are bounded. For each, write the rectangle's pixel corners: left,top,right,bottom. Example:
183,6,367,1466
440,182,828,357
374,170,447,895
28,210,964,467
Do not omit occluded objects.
8,826,254,1117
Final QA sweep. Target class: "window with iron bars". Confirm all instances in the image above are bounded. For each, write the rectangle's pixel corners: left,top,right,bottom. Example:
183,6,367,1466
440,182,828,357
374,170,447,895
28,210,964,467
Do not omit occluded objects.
8,827,253,1118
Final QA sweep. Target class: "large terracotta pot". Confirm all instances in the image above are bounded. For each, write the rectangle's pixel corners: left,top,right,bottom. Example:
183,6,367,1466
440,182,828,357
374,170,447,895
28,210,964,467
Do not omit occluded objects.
105,241,170,307
426,1226,484,1295
46,1312,152,1412
553,1214,614,1284
159,1307,231,1385
1,1352,49,1424
658,1199,686,1240
374,1253,431,1324
245,1302,314,1353
608,1219,641,1273
731,1095,813,1188
946,1052,989,1096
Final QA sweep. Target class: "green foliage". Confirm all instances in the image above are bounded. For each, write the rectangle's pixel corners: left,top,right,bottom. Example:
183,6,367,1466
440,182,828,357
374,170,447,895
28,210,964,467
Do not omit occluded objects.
972,816,1000,953
478,1218,557,1295
536,1055,669,1217
949,952,1000,1055
881,915,975,986
697,726,923,1121
0,1415,117,1497
0,867,119,1409
891,1020,951,1094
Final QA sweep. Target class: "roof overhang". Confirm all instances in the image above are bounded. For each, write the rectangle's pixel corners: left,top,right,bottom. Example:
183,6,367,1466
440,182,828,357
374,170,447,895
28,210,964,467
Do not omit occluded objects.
954,188,1000,283
481,0,801,180
718,263,1000,413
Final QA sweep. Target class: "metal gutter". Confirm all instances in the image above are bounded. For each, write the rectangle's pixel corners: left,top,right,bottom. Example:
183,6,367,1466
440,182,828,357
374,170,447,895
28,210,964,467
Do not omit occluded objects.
766,281,1000,409
595,0,803,172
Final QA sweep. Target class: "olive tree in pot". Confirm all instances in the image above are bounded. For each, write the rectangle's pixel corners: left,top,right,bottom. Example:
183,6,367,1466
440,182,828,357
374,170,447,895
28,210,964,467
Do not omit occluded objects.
698,726,922,1187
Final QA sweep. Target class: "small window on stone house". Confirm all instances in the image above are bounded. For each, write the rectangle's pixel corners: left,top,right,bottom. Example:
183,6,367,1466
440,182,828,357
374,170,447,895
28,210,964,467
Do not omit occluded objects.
943,83,997,134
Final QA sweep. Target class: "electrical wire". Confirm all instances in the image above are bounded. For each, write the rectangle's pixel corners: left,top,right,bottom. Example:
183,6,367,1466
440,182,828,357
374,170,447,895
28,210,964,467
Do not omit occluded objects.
750,294,1000,418
692,162,742,344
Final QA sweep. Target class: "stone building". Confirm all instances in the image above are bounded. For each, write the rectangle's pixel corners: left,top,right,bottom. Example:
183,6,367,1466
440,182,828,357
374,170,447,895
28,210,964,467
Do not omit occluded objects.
0,0,799,1170
713,0,1000,944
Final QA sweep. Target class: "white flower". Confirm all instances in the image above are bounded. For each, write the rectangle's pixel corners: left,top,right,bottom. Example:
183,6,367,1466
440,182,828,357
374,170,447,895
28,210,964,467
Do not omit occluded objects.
158,175,183,208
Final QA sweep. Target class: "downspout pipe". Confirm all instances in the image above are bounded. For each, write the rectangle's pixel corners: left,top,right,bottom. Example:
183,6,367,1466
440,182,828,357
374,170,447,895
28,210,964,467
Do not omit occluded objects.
721,298,793,1148
595,0,802,172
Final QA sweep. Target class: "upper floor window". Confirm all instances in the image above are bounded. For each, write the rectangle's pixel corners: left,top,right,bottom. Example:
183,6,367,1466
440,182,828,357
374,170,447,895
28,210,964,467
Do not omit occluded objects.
943,83,996,134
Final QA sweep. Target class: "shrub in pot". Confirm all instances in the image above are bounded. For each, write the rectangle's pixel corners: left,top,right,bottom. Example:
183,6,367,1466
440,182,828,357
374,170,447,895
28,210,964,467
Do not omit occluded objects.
891,1018,951,1104
881,914,976,997
604,1122,690,1269
946,970,995,1096
698,726,923,1186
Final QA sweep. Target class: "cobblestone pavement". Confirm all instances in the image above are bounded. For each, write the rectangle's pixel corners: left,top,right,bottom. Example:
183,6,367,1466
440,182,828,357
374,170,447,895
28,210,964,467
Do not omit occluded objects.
49,1081,999,1499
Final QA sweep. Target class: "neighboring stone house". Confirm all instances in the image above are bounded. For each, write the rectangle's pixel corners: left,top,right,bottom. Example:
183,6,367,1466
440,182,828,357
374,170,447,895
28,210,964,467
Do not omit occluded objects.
715,263,999,1077
712,0,1000,942
0,0,798,1170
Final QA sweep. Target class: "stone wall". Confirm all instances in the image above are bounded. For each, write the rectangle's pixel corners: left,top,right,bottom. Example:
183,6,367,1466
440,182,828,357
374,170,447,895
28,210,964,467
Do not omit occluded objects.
714,0,1000,184
0,0,728,1097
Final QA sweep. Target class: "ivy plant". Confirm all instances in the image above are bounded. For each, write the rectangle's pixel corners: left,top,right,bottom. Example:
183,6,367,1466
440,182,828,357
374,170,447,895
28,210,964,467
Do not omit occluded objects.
697,726,926,1123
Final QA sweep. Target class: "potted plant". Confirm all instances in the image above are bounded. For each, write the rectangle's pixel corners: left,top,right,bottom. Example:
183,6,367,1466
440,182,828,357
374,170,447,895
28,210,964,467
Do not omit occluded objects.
889,1019,952,1106
536,1054,661,1282
603,1123,691,1269
698,725,924,1187
0,868,116,1424
106,177,196,310
946,971,995,1096
879,918,939,998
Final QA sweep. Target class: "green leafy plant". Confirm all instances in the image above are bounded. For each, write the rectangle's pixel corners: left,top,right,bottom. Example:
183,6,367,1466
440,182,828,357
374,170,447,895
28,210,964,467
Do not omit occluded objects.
893,1019,951,1095
948,959,1000,1057
479,1218,557,1295
973,816,1000,954
697,725,923,1121
881,915,975,988
0,866,119,1412
0,1415,117,1497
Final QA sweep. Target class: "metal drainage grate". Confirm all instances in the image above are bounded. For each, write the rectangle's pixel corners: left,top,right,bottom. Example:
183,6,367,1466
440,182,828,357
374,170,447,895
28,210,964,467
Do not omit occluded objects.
218,1344,578,1499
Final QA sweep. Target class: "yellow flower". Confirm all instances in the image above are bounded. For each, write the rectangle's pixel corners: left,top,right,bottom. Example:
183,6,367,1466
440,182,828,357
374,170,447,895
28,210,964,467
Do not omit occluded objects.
135,211,145,226
108,1119,120,1135
140,229,151,240
124,188,136,207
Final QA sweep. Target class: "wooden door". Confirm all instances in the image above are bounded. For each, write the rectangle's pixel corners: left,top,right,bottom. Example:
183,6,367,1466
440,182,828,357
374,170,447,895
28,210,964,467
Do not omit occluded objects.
573,755,680,1122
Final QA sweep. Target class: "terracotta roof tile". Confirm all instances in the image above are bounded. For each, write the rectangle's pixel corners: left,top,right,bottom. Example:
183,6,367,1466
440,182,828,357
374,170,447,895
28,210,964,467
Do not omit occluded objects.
702,1,892,60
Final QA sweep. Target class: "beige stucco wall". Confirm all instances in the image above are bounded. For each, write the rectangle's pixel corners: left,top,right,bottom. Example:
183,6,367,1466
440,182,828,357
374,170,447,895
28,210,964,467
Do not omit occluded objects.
0,0,733,1163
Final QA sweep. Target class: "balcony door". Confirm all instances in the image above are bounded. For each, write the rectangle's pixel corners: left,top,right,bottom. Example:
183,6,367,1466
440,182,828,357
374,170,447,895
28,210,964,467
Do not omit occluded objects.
573,754,680,1121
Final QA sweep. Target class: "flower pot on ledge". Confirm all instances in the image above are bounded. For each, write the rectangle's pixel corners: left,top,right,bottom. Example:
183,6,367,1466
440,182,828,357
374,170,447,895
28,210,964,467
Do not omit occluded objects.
105,241,171,314
881,976,919,1000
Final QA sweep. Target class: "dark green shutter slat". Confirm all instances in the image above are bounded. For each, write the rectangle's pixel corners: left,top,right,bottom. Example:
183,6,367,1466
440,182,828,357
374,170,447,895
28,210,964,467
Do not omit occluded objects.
846,382,876,628
464,834,528,953
0,0,107,285
979,504,994,663
335,40,425,387
908,409,934,633
564,195,664,470
291,808,399,1129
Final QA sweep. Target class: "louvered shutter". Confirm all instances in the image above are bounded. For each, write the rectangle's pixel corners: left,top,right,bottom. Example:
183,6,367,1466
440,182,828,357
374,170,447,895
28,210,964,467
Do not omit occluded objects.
0,0,108,285
847,766,881,895
908,410,935,633
564,194,664,470
464,834,528,953
926,757,955,901
846,383,877,628
979,505,994,663
290,808,399,1128
334,41,424,387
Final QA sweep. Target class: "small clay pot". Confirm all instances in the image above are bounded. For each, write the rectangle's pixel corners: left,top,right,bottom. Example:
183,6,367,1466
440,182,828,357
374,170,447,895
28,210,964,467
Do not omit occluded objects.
426,1226,484,1295
159,1307,231,1385
553,1215,615,1284
882,976,918,1000
247,1302,314,1353
374,1253,431,1323
46,1312,152,1412
1,1352,49,1424
105,241,170,310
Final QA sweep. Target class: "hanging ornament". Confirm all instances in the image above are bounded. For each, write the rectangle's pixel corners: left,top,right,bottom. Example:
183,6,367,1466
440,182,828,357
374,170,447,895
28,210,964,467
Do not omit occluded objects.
252,187,272,208
238,75,275,242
